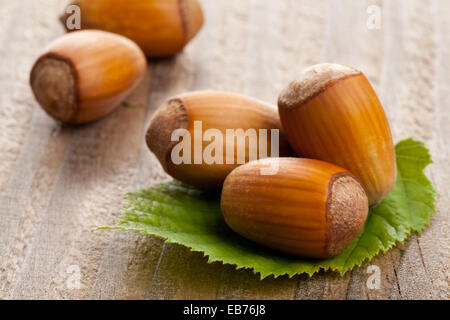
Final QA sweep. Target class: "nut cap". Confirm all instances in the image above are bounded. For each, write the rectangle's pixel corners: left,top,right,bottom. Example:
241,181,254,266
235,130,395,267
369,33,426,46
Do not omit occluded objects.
30,30,147,124
221,158,369,258
62,0,204,58
146,91,293,189
278,63,396,205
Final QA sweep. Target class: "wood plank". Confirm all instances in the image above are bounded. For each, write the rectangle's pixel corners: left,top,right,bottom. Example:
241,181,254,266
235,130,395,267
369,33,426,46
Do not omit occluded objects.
9,65,154,299
293,0,372,300
378,0,438,300
89,59,187,300
87,66,164,300
214,0,327,300
0,0,67,299
344,0,403,300
144,0,255,299
145,0,326,300
415,0,450,300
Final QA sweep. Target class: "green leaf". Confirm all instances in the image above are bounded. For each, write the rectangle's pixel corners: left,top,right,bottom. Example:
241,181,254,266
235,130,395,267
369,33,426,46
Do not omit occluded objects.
101,139,437,278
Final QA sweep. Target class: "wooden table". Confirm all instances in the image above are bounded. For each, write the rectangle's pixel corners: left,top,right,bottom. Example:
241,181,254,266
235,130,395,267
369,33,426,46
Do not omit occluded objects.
0,0,448,300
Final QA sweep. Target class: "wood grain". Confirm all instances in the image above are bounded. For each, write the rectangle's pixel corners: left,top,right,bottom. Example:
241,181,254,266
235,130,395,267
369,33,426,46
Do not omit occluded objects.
0,0,448,300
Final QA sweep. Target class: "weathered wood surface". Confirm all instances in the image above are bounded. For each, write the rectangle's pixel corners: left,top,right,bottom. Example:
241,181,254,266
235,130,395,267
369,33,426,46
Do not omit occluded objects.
0,0,448,300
